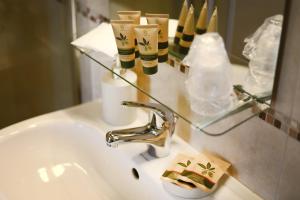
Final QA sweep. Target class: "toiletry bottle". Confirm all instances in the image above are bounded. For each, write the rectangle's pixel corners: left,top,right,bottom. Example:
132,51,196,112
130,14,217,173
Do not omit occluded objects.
146,14,169,63
195,0,207,35
207,8,218,32
174,0,188,44
179,5,195,55
135,25,159,75
111,20,136,69
118,11,141,58
101,56,137,125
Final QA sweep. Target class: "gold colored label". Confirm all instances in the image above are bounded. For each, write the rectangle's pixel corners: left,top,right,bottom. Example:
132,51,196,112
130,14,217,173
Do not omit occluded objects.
175,31,183,39
118,48,135,62
140,58,158,68
179,40,192,48
158,48,168,56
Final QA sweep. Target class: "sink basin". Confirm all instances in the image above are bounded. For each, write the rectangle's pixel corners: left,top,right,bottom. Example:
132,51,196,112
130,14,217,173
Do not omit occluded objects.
0,120,122,200
0,101,261,200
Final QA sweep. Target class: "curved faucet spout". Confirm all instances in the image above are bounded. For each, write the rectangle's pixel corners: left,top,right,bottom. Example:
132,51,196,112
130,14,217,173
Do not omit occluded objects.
106,122,156,144
105,102,177,158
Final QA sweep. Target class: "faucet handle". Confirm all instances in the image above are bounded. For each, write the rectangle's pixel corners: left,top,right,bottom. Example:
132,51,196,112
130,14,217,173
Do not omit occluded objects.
122,101,178,132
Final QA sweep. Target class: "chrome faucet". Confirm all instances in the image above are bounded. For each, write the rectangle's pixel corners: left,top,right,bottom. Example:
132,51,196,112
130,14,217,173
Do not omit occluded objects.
106,101,178,158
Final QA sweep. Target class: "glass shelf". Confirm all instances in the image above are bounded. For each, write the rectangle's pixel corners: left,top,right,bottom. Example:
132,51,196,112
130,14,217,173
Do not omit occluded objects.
74,45,270,135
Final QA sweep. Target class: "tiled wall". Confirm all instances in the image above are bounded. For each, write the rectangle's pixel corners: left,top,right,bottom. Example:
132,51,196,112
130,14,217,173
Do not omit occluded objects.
271,1,300,200
273,0,300,122
276,136,300,200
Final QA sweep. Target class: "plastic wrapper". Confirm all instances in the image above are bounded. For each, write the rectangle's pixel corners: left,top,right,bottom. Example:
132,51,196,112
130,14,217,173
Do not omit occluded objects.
243,15,283,94
183,33,235,116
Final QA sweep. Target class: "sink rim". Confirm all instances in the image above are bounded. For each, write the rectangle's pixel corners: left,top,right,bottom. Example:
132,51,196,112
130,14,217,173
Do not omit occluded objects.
0,100,263,200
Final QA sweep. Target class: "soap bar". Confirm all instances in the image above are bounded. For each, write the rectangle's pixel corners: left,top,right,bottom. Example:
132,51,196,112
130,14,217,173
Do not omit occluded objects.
179,153,230,192
161,152,231,192
161,154,195,189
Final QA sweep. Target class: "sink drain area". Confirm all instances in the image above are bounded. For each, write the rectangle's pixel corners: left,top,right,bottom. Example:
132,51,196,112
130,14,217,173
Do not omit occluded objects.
131,168,139,180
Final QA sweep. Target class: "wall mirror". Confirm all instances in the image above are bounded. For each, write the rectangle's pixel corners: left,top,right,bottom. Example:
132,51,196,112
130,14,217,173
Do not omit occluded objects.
74,0,287,135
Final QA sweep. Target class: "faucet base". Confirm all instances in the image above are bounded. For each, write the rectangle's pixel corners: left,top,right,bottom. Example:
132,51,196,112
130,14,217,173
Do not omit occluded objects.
147,145,170,158
105,101,177,158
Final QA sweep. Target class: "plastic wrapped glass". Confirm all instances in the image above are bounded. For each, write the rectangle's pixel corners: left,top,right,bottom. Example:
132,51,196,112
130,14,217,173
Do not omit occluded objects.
183,33,236,116
243,15,283,94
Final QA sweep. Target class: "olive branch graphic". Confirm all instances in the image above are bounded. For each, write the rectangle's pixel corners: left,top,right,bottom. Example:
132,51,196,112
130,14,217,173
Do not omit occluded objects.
177,160,191,167
138,37,151,51
116,33,128,46
198,162,215,177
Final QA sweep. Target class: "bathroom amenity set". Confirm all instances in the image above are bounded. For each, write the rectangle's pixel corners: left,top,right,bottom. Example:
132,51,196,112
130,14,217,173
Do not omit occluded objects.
111,11,169,75
103,10,170,125
111,0,218,75
162,152,231,198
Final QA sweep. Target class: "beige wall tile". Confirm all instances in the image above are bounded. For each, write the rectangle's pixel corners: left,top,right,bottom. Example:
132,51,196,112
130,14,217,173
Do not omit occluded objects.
276,137,300,200
189,117,288,200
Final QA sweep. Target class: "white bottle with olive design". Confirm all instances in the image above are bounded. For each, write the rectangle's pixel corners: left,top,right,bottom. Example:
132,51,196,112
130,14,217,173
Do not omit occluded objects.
134,25,159,75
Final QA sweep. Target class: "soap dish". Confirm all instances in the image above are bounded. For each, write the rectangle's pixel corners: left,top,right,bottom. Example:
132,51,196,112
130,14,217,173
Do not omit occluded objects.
162,181,217,199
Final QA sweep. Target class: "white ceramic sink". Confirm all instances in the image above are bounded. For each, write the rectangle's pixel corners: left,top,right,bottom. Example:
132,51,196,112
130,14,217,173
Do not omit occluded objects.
0,101,262,200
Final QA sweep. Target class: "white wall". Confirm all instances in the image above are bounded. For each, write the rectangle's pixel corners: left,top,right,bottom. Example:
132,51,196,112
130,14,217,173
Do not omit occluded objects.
75,0,110,102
